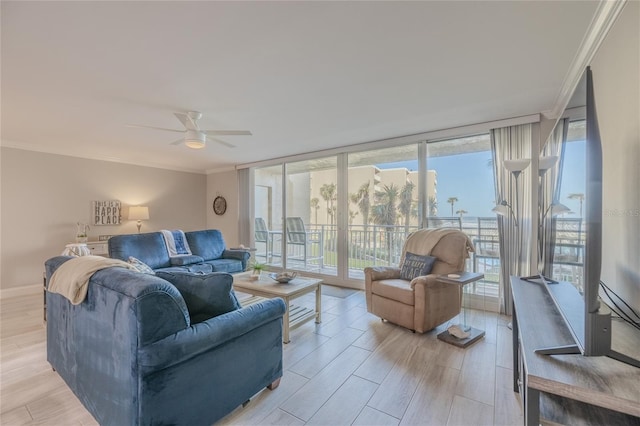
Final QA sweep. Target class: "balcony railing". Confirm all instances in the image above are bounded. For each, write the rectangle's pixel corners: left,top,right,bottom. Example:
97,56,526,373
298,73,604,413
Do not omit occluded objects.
256,217,584,296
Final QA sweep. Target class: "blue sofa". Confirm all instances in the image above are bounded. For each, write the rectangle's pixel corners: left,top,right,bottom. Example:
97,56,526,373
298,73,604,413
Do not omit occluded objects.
108,229,250,274
45,256,286,425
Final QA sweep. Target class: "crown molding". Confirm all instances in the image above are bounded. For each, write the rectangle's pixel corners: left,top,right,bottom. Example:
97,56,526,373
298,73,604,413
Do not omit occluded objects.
545,0,627,120
0,139,208,175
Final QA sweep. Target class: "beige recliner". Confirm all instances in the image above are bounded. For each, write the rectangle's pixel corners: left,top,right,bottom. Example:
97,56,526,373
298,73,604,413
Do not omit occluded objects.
364,228,475,333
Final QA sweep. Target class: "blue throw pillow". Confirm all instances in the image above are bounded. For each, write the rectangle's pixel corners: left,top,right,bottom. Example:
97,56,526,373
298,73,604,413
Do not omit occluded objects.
399,252,437,281
156,271,240,324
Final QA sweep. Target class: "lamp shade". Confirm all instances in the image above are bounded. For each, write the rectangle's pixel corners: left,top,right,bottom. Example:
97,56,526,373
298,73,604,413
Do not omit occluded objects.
504,159,531,172
492,204,510,217
128,206,149,221
550,203,571,216
538,156,559,171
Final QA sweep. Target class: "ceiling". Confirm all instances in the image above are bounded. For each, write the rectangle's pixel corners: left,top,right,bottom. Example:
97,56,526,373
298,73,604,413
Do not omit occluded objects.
1,1,600,174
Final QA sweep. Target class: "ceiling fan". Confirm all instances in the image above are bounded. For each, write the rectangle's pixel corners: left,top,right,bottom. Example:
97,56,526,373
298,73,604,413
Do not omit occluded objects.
126,111,252,149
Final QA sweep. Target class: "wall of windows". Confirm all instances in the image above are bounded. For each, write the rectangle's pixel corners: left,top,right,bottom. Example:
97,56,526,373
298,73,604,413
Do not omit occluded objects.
250,133,501,305
245,114,539,301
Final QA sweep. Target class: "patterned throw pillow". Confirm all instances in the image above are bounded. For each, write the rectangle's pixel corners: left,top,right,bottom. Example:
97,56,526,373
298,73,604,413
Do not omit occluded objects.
399,252,437,281
128,256,155,275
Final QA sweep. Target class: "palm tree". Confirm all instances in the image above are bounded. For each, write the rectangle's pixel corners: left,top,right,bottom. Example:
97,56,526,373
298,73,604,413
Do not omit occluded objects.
371,184,399,262
568,193,585,218
456,209,468,219
310,197,320,224
320,183,337,225
428,196,438,216
398,181,415,235
447,197,458,216
356,182,371,230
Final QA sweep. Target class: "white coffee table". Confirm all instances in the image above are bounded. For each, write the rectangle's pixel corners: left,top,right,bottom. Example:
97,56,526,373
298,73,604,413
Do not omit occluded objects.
233,273,322,343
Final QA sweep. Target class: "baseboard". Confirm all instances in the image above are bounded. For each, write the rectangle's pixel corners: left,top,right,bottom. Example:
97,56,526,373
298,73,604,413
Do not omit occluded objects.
0,284,41,299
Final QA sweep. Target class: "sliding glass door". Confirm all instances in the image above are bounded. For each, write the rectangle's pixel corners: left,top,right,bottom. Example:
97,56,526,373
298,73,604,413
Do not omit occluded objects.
346,145,420,279
250,132,500,300
254,165,283,267
285,157,338,277
424,134,498,303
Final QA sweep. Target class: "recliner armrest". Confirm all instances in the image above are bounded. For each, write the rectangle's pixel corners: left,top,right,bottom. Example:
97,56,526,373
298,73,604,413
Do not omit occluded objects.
364,266,401,282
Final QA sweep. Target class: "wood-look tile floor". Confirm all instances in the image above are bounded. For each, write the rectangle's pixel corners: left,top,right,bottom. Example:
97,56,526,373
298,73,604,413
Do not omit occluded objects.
0,287,524,425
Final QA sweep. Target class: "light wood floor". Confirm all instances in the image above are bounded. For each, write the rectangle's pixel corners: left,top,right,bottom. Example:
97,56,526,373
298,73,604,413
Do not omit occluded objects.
0,287,524,425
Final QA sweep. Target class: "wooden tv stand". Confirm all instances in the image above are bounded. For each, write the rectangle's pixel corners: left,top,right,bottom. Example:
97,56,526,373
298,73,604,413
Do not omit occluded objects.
510,276,640,425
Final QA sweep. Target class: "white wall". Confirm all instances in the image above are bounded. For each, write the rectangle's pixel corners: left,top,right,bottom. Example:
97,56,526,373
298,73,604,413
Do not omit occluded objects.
590,2,639,310
0,148,207,289
206,169,240,247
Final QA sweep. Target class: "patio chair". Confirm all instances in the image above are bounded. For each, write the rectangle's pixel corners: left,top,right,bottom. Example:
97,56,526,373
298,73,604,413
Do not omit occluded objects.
255,218,270,262
285,217,323,270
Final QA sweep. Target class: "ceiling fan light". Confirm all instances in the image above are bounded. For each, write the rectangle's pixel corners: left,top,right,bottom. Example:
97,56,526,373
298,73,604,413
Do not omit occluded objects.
185,139,205,149
185,130,206,149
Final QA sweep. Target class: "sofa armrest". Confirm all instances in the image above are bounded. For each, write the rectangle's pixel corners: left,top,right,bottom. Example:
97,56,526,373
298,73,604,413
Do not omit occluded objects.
222,249,250,261
222,249,251,270
138,298,286,370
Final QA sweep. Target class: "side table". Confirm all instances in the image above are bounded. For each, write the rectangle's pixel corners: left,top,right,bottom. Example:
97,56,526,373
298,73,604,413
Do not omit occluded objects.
436,271,485,348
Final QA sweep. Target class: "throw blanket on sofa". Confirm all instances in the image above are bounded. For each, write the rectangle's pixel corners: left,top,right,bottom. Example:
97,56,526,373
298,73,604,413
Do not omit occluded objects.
48,256,136,305
161,230,192,257
403,228,475,257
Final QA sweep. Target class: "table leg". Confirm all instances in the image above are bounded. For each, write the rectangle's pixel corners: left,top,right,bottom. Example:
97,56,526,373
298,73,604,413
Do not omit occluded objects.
283,297,291,344
512,305,520,392
315,284,322,323
524,386,540,426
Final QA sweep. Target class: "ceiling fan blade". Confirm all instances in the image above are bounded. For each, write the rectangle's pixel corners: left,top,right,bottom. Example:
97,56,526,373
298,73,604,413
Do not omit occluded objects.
126,124,183,133
204,130,252,136
174,112,200,131
170,138,184,146
207,137,236,148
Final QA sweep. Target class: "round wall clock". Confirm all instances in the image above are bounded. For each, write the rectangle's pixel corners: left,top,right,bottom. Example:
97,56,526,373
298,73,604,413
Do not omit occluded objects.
213,196,227,215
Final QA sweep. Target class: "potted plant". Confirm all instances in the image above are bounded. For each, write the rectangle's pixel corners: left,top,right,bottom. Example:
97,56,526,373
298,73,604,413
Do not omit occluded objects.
252,262,266,276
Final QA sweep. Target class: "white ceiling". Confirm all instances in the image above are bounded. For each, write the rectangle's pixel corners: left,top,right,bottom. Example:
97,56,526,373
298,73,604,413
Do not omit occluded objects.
1,1,600,174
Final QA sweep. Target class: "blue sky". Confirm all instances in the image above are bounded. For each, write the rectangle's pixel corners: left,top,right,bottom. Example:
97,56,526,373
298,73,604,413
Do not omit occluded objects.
377,141,586,218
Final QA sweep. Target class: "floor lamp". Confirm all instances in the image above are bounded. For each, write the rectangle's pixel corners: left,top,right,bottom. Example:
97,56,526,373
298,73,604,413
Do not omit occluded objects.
531,156,570,280
493,159,529,330
493,158,530,275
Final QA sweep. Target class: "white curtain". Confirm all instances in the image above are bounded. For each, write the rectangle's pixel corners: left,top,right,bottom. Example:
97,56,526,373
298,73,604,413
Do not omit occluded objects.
540,119,569,277
237,168,252,247
491,124,532,315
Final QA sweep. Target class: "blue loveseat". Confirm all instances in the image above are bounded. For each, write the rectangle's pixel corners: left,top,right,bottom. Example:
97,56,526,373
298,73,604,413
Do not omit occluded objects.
45,256,286,425
108,229,250,274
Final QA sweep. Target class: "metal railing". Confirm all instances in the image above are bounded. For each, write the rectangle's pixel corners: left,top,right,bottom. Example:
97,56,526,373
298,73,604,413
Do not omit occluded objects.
256,217,585,295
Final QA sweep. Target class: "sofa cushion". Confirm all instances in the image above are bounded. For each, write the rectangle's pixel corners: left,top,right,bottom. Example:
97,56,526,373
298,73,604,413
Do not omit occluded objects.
109,233,171,269
185,230,226,261
399,252,436,280
170,255,205,266
156,271,240,324
128,256,156,275
205,258,245,274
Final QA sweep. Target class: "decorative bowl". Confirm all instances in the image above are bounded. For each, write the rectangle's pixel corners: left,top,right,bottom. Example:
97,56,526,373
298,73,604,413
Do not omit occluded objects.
270,272,297,283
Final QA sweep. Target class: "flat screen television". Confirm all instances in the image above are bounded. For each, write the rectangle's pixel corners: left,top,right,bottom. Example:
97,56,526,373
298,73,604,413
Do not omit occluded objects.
536,67,639,368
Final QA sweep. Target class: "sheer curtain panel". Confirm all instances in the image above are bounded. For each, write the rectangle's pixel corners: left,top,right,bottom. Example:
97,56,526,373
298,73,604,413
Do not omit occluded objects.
491,124,532,315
